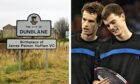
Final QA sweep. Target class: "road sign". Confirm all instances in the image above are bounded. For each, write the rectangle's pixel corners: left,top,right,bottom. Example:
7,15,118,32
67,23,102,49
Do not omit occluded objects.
7,39,56,49
7,13,56,71
17,13,51,36
65,31,69,39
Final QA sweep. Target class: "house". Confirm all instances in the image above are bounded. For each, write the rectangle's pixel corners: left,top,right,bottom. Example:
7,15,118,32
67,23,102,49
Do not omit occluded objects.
3,24,16,38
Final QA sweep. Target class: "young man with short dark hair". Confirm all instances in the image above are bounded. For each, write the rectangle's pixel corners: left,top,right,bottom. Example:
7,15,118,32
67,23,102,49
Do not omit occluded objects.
100,3,140,84
71,2,104,84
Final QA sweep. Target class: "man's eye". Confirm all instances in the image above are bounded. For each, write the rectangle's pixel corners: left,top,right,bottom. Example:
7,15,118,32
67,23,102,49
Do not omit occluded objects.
89,20,94,23
106,24,109,27
83,18,86,21
111,21,115,24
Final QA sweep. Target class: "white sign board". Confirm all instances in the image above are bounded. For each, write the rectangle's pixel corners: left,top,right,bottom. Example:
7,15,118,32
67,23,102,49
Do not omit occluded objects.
65,31,69,39
17,13,51,36
7,39,56,49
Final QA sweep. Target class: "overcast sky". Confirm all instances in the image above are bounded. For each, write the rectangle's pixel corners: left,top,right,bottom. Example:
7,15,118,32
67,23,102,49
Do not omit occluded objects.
0,0,70,30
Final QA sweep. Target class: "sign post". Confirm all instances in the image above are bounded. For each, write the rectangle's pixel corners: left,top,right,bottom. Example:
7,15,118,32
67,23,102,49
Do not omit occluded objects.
46,49,48,70
18,49,21,73
7,13,56,72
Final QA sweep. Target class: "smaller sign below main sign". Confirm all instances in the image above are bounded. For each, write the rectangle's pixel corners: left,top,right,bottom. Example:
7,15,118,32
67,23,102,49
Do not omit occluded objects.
7,39,56,49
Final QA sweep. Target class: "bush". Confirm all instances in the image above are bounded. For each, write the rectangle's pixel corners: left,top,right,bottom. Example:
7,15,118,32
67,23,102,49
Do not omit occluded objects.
4,64,18,74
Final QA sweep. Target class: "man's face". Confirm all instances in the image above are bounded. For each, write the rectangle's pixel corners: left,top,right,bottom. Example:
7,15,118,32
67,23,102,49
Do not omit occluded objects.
103,13,125,36
82,11,98,35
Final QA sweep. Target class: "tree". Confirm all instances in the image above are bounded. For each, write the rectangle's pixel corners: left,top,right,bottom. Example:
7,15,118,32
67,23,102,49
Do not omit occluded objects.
54,18,69,39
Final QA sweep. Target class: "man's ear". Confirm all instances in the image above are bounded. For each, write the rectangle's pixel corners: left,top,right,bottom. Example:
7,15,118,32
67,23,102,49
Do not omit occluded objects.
121,13,125,21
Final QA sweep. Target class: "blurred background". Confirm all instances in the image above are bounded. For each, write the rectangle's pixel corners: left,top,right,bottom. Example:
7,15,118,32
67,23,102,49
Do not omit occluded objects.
72,0,140,40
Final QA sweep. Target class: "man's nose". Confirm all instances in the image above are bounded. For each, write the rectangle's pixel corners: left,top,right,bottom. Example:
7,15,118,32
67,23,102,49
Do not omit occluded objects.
84,21,89,27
